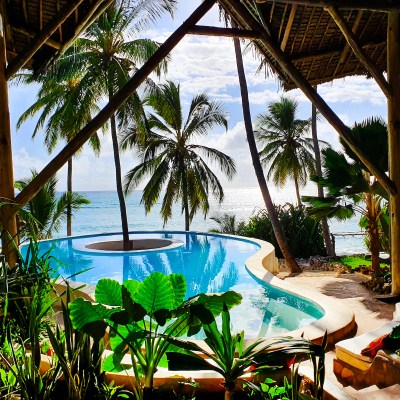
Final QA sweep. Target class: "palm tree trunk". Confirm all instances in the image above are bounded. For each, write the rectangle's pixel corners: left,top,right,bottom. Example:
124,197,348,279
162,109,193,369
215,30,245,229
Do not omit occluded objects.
232,31,301,274
67,157,72,236
365,191,381,274
294,175,302,207
109,112,130,250
181,163,190,231
311,86,335,256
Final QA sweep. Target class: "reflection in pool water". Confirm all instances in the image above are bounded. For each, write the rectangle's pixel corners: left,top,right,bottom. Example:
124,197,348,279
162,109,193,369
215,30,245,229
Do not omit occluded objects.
22,232,324,338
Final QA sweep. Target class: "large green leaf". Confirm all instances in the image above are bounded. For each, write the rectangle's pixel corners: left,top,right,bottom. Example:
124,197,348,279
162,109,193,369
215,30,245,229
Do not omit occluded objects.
135,272,175,313
167,352,221,373
123,280,141,298
122,285,147,322
95,279,122,306
168,274,186,308
102,352,131,373
69,297,117,340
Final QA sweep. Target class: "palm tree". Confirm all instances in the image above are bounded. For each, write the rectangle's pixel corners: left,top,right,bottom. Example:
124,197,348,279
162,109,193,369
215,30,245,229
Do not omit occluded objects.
122,81,236,231
232,31,301,273
16,72,102,237
255,97,322,207
305,118,389,274
16,171,90,240
60,1,174,249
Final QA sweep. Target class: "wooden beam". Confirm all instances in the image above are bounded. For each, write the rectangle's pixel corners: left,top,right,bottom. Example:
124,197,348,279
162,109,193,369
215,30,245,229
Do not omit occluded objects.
0,9,18,266
5,0,86,79
15,0,217,208
387,12,400,295
281,4,297,51
12,26,62,50
327,6,391,97
256,0,400,12
187,26,261,39
227,0,396,196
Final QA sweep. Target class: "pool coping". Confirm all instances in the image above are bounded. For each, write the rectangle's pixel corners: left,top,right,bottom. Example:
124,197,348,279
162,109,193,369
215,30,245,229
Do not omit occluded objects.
51,231,355,388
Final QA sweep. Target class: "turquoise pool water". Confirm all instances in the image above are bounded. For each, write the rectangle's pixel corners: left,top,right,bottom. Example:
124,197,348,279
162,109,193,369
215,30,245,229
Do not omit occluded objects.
23,232,325,338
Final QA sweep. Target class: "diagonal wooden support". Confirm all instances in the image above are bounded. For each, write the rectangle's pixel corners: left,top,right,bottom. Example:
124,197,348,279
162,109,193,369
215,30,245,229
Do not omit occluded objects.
328,6,392,98
256,0,400,12
226,0,396,196
15,0,217,208
5,0,86,79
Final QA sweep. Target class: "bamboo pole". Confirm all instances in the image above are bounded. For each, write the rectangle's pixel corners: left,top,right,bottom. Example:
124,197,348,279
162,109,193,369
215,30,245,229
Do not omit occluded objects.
225,0,396,197
0,10,18,266
327,6,391,98
387,12,400,296
15,0,217,208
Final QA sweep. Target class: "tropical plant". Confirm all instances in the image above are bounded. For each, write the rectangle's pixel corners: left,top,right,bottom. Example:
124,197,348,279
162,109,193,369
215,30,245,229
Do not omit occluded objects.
232,28,301,273
68,272,242,400
304,118,389,273
242,204,325,258
255,97,324,207
58,0,175,249
167,305,326,400
16,71,102,237
210,213,246,235
122,81,236,231
46,287,106,400
15,171,90,240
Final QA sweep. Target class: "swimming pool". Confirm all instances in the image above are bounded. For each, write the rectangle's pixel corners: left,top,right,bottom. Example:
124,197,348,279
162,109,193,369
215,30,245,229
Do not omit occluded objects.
23,231,325,338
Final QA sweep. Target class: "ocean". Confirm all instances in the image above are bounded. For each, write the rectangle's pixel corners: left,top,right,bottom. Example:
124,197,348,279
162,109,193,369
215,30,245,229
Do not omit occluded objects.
58,186,365,256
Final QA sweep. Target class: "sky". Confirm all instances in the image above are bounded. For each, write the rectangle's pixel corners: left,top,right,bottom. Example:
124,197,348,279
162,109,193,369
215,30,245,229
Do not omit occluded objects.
9,1,388,192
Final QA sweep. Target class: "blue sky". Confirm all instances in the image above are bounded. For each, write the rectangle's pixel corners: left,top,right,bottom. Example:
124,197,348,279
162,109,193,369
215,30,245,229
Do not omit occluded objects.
10,1,387,192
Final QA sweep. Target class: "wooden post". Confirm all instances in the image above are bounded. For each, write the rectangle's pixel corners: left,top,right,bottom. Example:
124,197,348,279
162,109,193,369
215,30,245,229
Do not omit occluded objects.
0,10,18,266
387,12,400,296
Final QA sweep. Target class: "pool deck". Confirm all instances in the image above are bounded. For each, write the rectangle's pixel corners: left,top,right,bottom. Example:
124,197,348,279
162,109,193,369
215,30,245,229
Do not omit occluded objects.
280,270,396,399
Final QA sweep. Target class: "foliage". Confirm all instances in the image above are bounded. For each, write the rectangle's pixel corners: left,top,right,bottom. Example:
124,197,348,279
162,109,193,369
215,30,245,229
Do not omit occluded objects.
304,117,389,273
339,255,389,270
167,306,326,400
241,204,325,258
210,213,246,236
16,171,90,240
255,97,325,206
122,81,235,231
68,272,242,399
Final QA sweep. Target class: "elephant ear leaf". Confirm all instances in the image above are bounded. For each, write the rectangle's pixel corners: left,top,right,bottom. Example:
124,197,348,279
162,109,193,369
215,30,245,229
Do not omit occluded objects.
135,272,175,313
168,273,186,308
95,279,122,306
68,298,115,340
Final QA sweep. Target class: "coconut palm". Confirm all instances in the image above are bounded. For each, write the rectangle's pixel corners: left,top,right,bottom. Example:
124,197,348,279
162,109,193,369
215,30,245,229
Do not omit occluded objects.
122,81,236,231
57,0,174,249
16,171,90,240
16,72,102,237
305,118,389,274
256,97,323,207
232,31,301,273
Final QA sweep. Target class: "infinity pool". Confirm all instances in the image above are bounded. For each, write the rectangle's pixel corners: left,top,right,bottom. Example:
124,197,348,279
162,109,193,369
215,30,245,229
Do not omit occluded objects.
24,232,324,338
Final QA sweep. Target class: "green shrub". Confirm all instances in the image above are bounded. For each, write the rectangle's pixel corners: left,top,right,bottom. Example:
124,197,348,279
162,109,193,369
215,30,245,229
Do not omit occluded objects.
243,204,326,258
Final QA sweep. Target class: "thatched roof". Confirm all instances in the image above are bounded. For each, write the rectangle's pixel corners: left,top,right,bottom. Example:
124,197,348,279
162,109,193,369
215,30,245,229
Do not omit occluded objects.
3,0,111,74
218,0,388,89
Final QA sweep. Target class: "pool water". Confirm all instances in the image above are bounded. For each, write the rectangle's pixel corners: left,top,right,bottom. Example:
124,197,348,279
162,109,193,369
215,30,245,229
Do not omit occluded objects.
23,232,324,338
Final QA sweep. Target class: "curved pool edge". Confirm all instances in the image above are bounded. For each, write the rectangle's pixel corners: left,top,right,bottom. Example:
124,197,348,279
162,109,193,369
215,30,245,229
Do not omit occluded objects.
242,234,355,346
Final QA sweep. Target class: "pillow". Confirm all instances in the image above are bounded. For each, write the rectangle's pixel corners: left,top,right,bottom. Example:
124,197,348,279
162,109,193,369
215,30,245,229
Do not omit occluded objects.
361,334,388,357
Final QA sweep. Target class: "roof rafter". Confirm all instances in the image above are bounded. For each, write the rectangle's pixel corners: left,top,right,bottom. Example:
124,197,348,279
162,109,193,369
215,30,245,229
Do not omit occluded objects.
187,26,261,40
256,0,400,12
6,0,86,79
327,6,391,97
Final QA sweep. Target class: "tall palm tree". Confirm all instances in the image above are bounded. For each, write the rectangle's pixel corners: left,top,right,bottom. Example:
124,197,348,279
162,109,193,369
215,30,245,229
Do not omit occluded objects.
255,97,321,207
16,73,102,237
16,171,90,240
122,81,236,231
61,0,174,249
232,31,301,273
